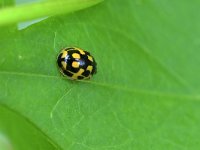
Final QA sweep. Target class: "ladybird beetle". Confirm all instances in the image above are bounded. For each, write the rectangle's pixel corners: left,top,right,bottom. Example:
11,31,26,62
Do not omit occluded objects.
57,47,97,80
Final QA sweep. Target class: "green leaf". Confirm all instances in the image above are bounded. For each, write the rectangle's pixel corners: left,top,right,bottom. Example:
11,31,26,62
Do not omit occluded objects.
1,0,200,149
0,0,14,7
0,0,103,26
0,105,60,150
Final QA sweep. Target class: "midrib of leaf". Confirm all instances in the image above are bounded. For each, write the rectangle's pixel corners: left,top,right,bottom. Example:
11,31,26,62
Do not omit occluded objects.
0,70,199,102
0,0,103,26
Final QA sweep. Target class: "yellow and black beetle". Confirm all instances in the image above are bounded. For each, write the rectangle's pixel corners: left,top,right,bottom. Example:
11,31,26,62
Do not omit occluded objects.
57,47,97,80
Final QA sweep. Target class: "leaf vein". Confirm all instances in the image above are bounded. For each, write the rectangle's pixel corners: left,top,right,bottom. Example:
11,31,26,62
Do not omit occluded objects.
0,70,199,101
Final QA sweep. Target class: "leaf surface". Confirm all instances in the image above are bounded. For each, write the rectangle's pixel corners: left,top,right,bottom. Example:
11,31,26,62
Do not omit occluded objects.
0,0,200,149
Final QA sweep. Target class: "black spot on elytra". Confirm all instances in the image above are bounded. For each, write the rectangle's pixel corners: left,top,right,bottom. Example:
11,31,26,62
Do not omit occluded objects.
57,53,65,68
63,70,73,77
78,76,84,80
82,70,90,77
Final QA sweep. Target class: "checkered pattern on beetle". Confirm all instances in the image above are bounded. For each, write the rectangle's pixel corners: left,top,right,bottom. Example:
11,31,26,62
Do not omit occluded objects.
57,47,97,80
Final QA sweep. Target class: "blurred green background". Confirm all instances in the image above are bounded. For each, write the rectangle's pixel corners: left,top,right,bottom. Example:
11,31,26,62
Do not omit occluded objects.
0,0,200,150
